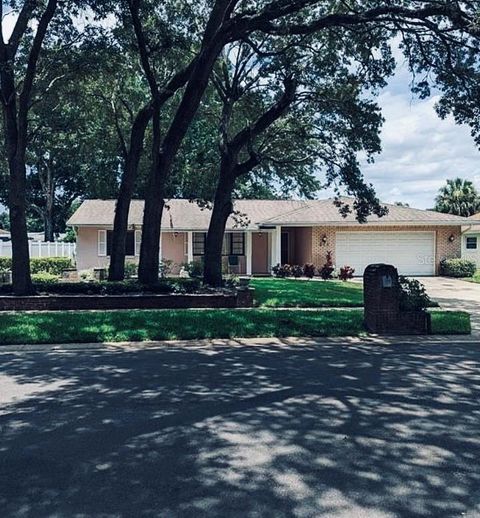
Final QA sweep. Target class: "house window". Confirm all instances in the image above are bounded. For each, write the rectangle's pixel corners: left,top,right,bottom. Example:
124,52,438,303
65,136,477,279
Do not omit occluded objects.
191,232,245,256
135,230,141,256
193,232,206,255
229,233,245,256
466,236,478,250
98,230,107,256
98,230,136,256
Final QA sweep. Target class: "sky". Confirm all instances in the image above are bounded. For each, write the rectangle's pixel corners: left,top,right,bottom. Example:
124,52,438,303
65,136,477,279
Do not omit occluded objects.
357,59,479,210
1,11,479,212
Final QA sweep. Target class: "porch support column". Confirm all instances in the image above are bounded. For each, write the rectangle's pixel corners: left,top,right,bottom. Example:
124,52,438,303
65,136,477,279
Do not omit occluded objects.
272,225,282,267
245,231,252,275
159,231,163,262
187,231,193,263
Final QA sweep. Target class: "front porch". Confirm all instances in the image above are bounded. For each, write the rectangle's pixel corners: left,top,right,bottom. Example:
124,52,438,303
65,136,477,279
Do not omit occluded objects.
161,227,312,276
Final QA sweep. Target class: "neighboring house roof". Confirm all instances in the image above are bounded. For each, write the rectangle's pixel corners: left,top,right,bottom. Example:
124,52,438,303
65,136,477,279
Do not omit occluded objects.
469,213,480,220
0,229,8,235
67,198,477,230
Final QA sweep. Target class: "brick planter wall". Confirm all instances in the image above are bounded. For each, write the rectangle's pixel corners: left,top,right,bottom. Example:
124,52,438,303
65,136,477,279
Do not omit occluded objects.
0,290,254,312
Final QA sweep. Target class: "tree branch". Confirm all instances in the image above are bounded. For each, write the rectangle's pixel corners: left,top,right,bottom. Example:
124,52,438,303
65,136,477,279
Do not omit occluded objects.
18,0,58,127
7,0,36,56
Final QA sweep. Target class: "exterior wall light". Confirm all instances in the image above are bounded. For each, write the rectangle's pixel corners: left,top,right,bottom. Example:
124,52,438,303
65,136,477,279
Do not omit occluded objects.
448,234,455,242
321,235,327,245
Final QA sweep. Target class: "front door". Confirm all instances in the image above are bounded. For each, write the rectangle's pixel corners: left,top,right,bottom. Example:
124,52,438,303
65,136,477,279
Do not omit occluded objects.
252,233,269,273
281,232,289,264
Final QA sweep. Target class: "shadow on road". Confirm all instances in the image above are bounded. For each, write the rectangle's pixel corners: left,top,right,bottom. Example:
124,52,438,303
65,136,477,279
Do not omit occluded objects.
1,340,480,517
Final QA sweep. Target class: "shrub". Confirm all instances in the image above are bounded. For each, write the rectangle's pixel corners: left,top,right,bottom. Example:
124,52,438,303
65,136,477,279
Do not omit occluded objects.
339,266,355,281
124,262,138,279
272,264,294,278
398,277,431,311
303,263,316,278
0,257,11,272
223,276,239,289
440,258,476,278
30,257,73,275
291,265,303,278
184,261,203,278
0,257,72,274
29,278,202,296
31,272,59,284
159,259,174,278
79,269,96,281
319,251,335,280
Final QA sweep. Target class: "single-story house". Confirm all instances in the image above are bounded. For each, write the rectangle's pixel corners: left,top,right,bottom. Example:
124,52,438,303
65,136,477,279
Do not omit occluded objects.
462,212,480,267
67,198,480,276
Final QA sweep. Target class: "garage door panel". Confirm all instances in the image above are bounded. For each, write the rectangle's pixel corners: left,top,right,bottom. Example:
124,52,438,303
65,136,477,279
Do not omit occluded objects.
336,232,435,276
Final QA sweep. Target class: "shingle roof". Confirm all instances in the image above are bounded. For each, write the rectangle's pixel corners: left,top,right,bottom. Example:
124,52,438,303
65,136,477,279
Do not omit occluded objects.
67,198,476,229
469,212,480,221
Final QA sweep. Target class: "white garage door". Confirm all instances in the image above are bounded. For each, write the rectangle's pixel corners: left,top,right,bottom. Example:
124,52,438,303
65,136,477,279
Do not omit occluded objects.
336,231,435,276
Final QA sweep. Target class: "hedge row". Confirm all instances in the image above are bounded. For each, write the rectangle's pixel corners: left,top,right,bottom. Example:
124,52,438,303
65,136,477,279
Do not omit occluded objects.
0,257,73,275
0,278,202,296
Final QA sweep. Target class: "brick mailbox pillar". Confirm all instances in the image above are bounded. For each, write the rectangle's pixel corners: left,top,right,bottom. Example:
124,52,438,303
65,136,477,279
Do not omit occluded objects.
364,263,430,335
364,264,400,333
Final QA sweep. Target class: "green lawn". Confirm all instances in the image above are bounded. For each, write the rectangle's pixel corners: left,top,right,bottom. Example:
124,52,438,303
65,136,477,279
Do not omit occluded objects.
251,278,364,307
465,271,480,283
429,310,471,335
0,307,469,345
0,308,366,345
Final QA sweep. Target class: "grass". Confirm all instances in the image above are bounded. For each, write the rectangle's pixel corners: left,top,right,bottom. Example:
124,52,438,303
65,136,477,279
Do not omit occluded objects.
429,310,471,335
0,307,470,345
0,308,366,345
250,278,364,308
465,271,480,283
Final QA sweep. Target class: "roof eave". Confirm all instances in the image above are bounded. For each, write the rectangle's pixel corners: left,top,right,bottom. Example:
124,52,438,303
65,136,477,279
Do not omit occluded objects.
263,220,475,227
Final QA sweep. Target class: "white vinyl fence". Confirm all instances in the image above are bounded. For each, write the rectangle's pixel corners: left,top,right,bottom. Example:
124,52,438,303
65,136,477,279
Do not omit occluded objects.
0,240,76,259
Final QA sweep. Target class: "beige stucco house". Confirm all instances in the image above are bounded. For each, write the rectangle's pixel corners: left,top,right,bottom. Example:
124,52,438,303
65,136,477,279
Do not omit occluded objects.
67,198,480,276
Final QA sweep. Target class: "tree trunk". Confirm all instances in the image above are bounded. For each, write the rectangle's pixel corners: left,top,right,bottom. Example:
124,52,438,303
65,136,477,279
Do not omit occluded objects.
109,105,151,281
43,159,55,242
9,157,33,294
44,209,54,242
138,36,227,285
0,0,57,295
1,70,33,294
203,164,236,287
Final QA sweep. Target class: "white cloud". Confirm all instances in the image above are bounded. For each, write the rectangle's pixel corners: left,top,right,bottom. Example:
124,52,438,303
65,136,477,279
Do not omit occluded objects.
361,70,480,209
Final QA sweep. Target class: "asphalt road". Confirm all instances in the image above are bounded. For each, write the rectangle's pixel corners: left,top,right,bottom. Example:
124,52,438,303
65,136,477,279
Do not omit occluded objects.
1,338,480,518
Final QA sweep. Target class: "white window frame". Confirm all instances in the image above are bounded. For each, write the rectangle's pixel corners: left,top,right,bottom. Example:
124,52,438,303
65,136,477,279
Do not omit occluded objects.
134,230,142,256
98,230,107,256
466,236,478,250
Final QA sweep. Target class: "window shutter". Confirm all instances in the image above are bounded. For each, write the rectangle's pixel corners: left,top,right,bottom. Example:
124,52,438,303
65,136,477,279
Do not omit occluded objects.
98,230,107,256
135,230,142,256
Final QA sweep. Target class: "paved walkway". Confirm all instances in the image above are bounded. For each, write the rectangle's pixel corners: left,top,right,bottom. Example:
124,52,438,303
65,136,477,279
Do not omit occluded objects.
415,277,480,335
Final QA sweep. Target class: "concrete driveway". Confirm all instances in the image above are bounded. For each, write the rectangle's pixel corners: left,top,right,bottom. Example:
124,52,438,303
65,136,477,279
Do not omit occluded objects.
417,277,480,334
1,338,480,518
